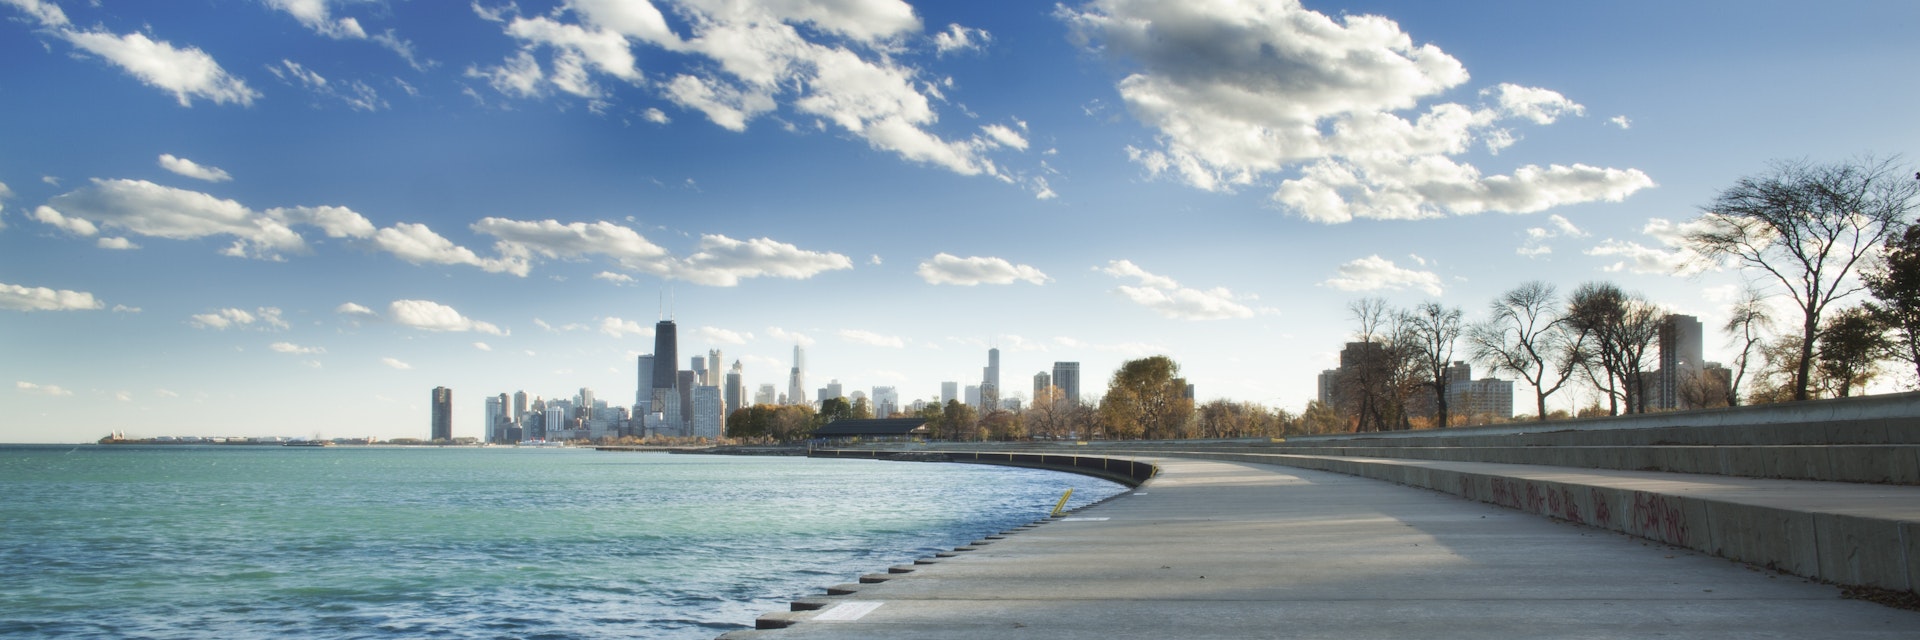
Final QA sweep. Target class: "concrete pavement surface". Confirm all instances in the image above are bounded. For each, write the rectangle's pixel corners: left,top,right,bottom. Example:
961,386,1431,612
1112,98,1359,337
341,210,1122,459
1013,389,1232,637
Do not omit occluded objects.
726,457,1920,639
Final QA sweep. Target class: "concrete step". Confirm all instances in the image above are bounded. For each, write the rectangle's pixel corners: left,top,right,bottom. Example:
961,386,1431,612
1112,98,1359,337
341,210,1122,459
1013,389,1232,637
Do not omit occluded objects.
1160,450,1920,596
1239,444,1919,484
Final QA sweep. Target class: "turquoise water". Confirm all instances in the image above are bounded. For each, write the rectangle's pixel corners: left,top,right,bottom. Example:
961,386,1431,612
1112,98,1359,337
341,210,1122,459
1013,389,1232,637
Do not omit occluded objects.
0,445,1125,639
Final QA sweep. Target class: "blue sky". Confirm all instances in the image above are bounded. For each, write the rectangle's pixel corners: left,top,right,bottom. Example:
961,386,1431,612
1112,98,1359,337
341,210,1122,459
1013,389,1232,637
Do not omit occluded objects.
3,0,1916,443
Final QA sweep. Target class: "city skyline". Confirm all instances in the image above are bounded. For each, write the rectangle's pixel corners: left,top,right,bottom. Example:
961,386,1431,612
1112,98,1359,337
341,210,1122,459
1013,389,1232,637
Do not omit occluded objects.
4,1,1918,442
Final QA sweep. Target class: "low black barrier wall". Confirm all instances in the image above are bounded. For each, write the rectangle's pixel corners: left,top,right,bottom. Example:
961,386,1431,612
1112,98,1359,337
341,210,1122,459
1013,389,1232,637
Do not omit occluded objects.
810,448,1158,487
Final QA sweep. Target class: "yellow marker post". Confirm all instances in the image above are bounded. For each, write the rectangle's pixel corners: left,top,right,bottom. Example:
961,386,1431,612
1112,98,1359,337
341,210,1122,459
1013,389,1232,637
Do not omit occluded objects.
1050,488,1074,517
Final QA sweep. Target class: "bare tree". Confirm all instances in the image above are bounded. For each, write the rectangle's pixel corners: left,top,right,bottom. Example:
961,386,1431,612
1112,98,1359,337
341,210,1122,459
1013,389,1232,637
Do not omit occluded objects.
1405,302,1464,428
1468,282,1583,421
1722,287,1774,406
1685,155,1920,401
1568,283,1662,414
1340,298,1397,432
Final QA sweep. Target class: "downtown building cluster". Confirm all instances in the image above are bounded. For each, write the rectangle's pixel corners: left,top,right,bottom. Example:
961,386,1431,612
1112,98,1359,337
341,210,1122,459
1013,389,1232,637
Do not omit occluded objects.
430,328,1091,442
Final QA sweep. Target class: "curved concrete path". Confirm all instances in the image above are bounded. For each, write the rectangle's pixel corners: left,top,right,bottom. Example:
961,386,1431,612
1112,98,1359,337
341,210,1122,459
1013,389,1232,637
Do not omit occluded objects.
726,457,1920,639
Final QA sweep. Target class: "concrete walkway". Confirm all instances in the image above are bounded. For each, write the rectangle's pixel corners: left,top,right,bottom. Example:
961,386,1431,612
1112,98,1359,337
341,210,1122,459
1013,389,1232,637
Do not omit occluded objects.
725,457,1920,639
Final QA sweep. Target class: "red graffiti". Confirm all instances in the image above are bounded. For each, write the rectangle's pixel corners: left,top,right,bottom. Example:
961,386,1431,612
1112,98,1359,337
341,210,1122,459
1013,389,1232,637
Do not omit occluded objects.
1481,478,1589,525
1525,483,1548,513
1590,488,1612,526
1489,478,1520,509
1630,491,1689,545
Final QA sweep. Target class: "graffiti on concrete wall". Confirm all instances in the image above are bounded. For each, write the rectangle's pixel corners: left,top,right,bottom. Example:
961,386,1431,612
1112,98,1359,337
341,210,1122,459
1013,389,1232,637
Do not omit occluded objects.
1629,491,1690,545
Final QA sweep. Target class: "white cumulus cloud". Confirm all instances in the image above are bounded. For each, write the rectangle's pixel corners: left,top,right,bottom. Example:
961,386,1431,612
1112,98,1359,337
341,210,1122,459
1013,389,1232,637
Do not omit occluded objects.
16,381,74,396
767,326,815,347
916,253,1049,286
60,29,259,107
1098,260,1253,320
599,316,651,338
0,282,104,311
42,179,306,259
1322,255,1443,296
335,302,374,315
672,234,854,286
190,307,289,331
388,299,506,335
1061,0,1652,222
469,0,1032,185
1518,213,1588,257
157,154,232,182
698,326,751,345
381,357,412,370
264,0,367,39
933,23,990,55
1584,218,1718,276
270,341,324,355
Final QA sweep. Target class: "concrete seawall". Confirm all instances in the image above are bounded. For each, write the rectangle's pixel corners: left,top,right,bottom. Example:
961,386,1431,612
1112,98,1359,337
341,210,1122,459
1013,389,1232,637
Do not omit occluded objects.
808,448,1158,487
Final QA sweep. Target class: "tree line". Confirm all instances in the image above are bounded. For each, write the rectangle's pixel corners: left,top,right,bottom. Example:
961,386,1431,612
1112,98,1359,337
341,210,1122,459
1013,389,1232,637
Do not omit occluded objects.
721,156,1916,441
1323,155,1919,430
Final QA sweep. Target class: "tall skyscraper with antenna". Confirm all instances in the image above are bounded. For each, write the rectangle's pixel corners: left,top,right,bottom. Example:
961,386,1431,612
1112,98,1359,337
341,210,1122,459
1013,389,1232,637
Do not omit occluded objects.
652,318,679,427
787,345,806,407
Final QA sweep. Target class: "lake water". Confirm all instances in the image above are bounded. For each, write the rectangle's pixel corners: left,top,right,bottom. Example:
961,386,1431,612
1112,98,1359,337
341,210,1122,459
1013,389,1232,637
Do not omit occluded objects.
0,445,1126,639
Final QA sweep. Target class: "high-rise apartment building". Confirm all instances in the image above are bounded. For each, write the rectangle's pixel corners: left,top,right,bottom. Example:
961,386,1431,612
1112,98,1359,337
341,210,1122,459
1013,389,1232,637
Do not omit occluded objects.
485,394,506,444
707,350,723,394
636,354,654,409
725,361,744,415
677,370,697,433
512,390,527,423
430,386,452,441
941,381,958,406
692,385,723,440
965,385,981,408
1657,314,1705,410
1033,371,1052,402
1051,362,1080,405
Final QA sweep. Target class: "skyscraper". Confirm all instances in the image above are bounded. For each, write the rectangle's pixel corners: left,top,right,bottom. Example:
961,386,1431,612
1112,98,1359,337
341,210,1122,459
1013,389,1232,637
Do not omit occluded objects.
693,385,723,439
707,349,723,393
872,386,899,418
1034,371,1052,402
485,394,505,444
981,347,1001,410
678,370,697,433
755,383,777,405
652,320,678,426
430,386,452,442
635,354,654,410
1052,362,1080,405
512,390,527,423
941,381,958,405
725,360,744,416
1658,314,1705,410
787,345,807,407
692,355,707,386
